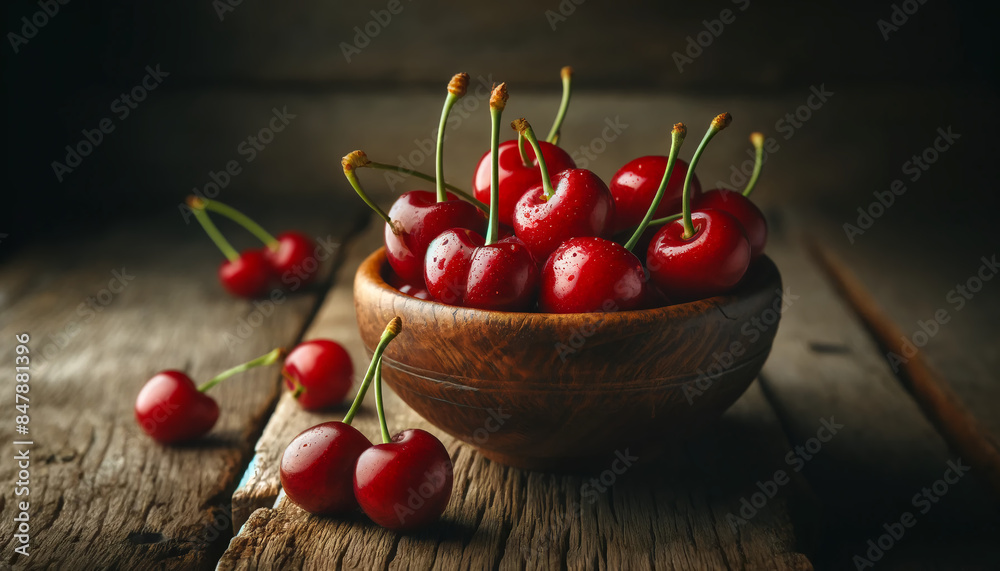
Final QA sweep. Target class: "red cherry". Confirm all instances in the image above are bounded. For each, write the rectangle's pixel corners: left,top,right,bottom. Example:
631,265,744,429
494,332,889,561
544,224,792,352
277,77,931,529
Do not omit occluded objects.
609,156,700,233
266,231,319,285
696,189,768,259
647,210,751,301
384,191,486,283
218,249,273,298
283,340,354,411
471,140,576,226
354,428,454,530
280,421,372,515
135,371,219,444
539,237,647,313
424,229,538,311
513,169,615,263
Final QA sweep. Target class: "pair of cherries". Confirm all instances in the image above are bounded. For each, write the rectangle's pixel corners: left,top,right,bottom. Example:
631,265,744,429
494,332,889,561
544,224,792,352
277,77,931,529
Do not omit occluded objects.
280,317,454,531
135,338,355,443
187,197,320,298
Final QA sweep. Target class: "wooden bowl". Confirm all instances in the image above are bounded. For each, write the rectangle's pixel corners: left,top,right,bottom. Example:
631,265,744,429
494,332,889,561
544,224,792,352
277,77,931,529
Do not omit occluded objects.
355,247,783,471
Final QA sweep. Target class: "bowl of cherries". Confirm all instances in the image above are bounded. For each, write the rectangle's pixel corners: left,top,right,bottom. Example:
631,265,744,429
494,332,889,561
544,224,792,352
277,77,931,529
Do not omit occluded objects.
350,72,782,471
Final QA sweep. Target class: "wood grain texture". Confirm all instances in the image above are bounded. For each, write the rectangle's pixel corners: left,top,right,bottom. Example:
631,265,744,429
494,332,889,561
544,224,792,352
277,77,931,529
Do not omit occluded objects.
221,215,815,570
222,385,814,571
0,199,365,569
756,228,1000,570
355,248,783,470
809,241,1000,497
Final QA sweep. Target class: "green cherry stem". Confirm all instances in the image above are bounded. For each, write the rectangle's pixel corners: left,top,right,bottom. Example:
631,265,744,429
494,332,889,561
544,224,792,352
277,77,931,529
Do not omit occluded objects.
517,132,531,166
360,160,488,212
342,151,400,234
201,199,280,250
742,132,765,197
645,212,683,228
197,347,285,392
624,123,686,252
187,196,240,262
681,112,732,239
374,359,391,443
486,83,508,246
512,119,555,200
545,66,573,144
435,73,469,203
341,316,402,426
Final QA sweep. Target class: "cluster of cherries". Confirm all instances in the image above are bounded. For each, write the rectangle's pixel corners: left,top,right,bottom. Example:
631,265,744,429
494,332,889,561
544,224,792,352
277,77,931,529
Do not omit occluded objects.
186,196,321,298
280,317,454,530
343,70,768,313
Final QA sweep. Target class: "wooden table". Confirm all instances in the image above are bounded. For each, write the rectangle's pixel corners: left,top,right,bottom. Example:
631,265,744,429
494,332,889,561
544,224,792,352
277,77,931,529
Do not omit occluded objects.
2,92,999,569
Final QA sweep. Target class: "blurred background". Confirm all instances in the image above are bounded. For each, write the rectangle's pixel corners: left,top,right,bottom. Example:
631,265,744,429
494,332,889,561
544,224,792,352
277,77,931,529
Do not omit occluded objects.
3,0,998,255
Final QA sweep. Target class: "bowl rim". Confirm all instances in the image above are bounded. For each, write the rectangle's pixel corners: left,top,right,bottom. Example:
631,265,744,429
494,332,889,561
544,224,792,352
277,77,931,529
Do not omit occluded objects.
356,246,782,325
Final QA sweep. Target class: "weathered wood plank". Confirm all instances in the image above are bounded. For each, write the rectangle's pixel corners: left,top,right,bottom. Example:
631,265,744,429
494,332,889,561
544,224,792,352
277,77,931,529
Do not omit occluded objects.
809,241,1000,496
0,198,365,569
756,225,1000,570
221,214,814,570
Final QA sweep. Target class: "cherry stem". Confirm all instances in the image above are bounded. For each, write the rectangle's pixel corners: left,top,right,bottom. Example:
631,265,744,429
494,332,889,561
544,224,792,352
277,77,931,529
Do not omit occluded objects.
624,123,686,252
200,199,279,250
436,73,470,203
682,113,732,239
512,119,555,200
342,152,397,231
517,132,531,166
742,132,765,197
362,161,488,212
545,66,573,144
374,359,391,444
187,196,240,263
197,347,285,392
341,316,402,426
486,83,508,246
645,212,683,228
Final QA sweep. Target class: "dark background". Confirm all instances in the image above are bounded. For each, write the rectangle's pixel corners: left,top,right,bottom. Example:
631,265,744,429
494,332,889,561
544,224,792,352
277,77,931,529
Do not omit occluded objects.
4,0,999,252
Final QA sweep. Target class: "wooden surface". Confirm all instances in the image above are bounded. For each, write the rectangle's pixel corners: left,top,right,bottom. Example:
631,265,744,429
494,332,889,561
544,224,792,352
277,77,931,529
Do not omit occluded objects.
220,218,813,570
5,95,1000,568
0,198,366,569
219,212,1000,570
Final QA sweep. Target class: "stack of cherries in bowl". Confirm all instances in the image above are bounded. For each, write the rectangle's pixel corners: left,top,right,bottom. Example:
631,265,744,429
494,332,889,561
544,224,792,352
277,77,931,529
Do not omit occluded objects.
348,71,782,470
345,71,769,314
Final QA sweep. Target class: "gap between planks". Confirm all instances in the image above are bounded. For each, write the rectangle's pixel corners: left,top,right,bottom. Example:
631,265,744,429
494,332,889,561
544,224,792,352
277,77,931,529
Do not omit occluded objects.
807,239,1000,498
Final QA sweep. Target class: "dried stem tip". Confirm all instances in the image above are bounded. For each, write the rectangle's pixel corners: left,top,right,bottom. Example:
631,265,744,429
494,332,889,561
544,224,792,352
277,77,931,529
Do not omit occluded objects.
447,73,470,97
750,132,765,147
186,195,206,209
561,66,573,80
490,83,509,111
712,112,733,131
386,316,403,336
342,150,371,172
672,122,687,139
510,118,530,134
